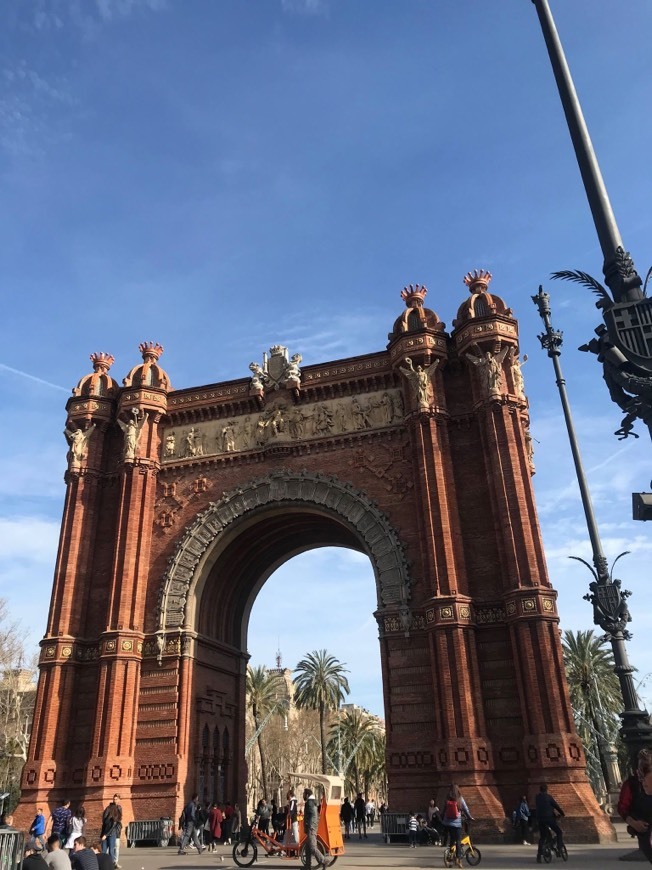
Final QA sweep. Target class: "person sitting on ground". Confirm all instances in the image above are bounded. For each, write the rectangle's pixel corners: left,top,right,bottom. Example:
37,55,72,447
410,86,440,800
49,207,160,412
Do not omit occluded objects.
69,837,99,870
90,841,113,870
23,839,49,870
44,835,71,870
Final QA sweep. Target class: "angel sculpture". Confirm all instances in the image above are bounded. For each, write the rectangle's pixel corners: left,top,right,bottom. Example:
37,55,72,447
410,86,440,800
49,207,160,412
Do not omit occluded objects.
508,347,528,398
118,409,146,461
63,423,97,469
398,357,439,408
465,343,509,395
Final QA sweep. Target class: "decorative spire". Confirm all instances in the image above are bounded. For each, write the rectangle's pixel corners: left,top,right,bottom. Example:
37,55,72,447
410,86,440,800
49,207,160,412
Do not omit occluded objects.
463,269,492,294
90,352,115,373
139,341,164,362
400,284,428,308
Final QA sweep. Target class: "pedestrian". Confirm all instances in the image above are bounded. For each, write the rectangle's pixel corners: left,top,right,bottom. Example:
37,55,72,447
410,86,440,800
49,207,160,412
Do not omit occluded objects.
441,784,471,869
535,784,565,864
44,835,71,870
340,797,353,840
177,793,204,855
353,792,367,839
426,799,437,825
365,798,374,828
618,748,652,862
49,800,72,844
30,807,47,852
223,801,234,846
70,838,99,870
256,799,271,835
231,803,242,843
65,807,86,851
285,789,299,846
407,811,418,848
515,795,531,845
100,795,122,867
302,787,325,870
208,802,223,852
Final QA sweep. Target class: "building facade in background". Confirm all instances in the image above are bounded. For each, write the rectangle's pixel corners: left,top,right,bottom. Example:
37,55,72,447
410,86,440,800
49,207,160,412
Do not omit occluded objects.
15,274,612,840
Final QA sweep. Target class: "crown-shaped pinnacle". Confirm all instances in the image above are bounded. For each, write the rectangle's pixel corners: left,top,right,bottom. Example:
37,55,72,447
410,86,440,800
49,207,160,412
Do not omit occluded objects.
400,284,428,307
139,341,164,362
463,269,492,293
89,352,115,372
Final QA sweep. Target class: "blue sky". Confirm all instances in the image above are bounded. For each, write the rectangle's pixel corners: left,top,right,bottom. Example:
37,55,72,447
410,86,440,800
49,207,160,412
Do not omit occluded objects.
1,0,651,719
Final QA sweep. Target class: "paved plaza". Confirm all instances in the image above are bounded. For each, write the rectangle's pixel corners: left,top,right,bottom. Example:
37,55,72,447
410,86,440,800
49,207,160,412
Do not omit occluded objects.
116,825,646,870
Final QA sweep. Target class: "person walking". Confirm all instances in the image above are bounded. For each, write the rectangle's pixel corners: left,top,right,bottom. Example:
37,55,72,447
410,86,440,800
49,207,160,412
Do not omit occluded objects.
285,789,299,847
50,800,72,844
339,798,353,840
302,788,325,870
177,793,204,856
100,796,122,867
65,807,86,851
353,793,367,839
619,749,652,862
407,812,418,848
230,804,242,845
30,807,47,852
208,802,223,852
441,784,471,869
516,795,531,845
535,784,565,864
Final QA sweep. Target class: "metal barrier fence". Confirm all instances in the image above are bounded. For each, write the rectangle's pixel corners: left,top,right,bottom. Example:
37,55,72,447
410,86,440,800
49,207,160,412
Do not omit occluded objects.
0,829,24,870
125,819,173,848
379,813,408,843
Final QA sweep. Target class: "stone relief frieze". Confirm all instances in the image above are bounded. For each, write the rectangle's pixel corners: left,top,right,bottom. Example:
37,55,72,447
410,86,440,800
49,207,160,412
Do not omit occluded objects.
161,388,404,463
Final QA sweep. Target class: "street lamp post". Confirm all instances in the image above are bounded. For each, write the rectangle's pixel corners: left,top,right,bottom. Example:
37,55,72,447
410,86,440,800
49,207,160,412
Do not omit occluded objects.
532,286,652,763
530,0,652,510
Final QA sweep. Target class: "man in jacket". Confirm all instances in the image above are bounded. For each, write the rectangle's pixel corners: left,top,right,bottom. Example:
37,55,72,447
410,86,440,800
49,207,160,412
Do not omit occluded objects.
535,784,565,864
178,794,204,856
302,788,324,869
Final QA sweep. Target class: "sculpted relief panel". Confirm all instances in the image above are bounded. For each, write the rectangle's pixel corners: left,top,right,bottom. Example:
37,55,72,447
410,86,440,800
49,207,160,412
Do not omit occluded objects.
161,389,404,462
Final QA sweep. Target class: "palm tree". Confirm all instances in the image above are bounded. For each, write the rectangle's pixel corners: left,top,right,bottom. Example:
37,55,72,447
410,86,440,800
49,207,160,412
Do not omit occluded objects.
327,706,380,795
246,665,282,799
562,629,622,794
294,650,350,774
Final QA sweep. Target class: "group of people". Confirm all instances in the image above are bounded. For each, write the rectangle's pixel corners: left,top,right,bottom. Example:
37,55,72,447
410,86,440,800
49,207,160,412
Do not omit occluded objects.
18,794,124,870
177,793,242,854
339,793,376,839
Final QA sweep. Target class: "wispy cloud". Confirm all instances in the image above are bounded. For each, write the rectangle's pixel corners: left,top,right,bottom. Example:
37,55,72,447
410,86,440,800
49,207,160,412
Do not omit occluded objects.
0,363,69,393
281,0,329,16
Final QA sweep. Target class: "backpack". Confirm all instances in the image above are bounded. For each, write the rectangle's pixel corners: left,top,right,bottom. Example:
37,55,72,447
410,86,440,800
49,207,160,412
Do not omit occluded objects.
444,799,459,821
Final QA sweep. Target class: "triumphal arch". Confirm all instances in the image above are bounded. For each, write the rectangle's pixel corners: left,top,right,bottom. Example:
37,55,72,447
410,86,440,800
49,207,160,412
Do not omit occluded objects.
20,272,611,839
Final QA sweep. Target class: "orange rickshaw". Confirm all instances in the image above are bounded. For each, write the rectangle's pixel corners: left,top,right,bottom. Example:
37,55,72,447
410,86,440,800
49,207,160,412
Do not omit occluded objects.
233,772,345,867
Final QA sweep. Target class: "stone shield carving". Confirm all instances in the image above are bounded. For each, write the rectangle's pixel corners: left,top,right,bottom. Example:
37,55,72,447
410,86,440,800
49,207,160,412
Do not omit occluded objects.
157,470,411,630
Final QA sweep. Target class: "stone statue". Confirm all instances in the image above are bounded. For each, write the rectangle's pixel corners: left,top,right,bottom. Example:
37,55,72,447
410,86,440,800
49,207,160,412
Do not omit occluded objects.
155,631,166,666
379,392,393,425
398,357,439,407
242,416,253,445
314,403,334,435
118,409,145,461
334,402,348,433
255,415,269,446
249,361,267,391
221,422,236,452
524,429,535,472
351,397,371,430
509,348,528,398
164,432,176,458
64,423,97,469
181,426,201,458
465,343,509,396
285,352,302,382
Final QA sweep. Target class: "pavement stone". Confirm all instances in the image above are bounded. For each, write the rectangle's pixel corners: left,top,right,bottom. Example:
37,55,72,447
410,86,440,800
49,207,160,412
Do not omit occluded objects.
115,824,649,870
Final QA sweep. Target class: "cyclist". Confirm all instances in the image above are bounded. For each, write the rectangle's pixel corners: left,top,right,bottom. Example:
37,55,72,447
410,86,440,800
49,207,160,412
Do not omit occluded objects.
441,784,471,869
535,784,565,864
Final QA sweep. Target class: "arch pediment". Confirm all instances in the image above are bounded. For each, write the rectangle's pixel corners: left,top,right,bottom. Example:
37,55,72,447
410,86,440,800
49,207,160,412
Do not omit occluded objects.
157,470,411,631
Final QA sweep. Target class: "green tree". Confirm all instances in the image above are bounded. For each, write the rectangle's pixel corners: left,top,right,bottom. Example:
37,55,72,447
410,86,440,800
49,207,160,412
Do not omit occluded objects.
294,650,350,774
562,629,622,794
328,706,382,795
246,665,282,799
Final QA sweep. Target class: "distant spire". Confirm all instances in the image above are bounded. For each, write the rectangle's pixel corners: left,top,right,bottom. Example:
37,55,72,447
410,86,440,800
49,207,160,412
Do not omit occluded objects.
275,642,282,670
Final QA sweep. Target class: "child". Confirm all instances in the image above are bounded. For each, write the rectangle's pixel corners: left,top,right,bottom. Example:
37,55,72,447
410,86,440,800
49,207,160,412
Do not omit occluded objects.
407,811,418,849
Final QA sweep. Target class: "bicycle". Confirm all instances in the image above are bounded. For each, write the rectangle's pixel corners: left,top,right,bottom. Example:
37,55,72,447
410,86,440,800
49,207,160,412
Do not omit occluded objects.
541,827,568,863
232,817,337,868
443,827,482,867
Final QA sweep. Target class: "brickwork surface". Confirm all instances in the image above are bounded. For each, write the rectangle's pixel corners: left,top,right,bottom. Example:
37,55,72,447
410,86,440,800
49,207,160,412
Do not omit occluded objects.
15,280,613,842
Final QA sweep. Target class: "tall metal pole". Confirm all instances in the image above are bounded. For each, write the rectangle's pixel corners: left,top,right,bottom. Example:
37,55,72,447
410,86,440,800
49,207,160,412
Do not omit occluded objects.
533,287,652,763
530,0,642,303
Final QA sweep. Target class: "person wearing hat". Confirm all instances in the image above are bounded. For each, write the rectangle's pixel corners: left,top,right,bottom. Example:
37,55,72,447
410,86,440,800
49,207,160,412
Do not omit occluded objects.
302,788,325,870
